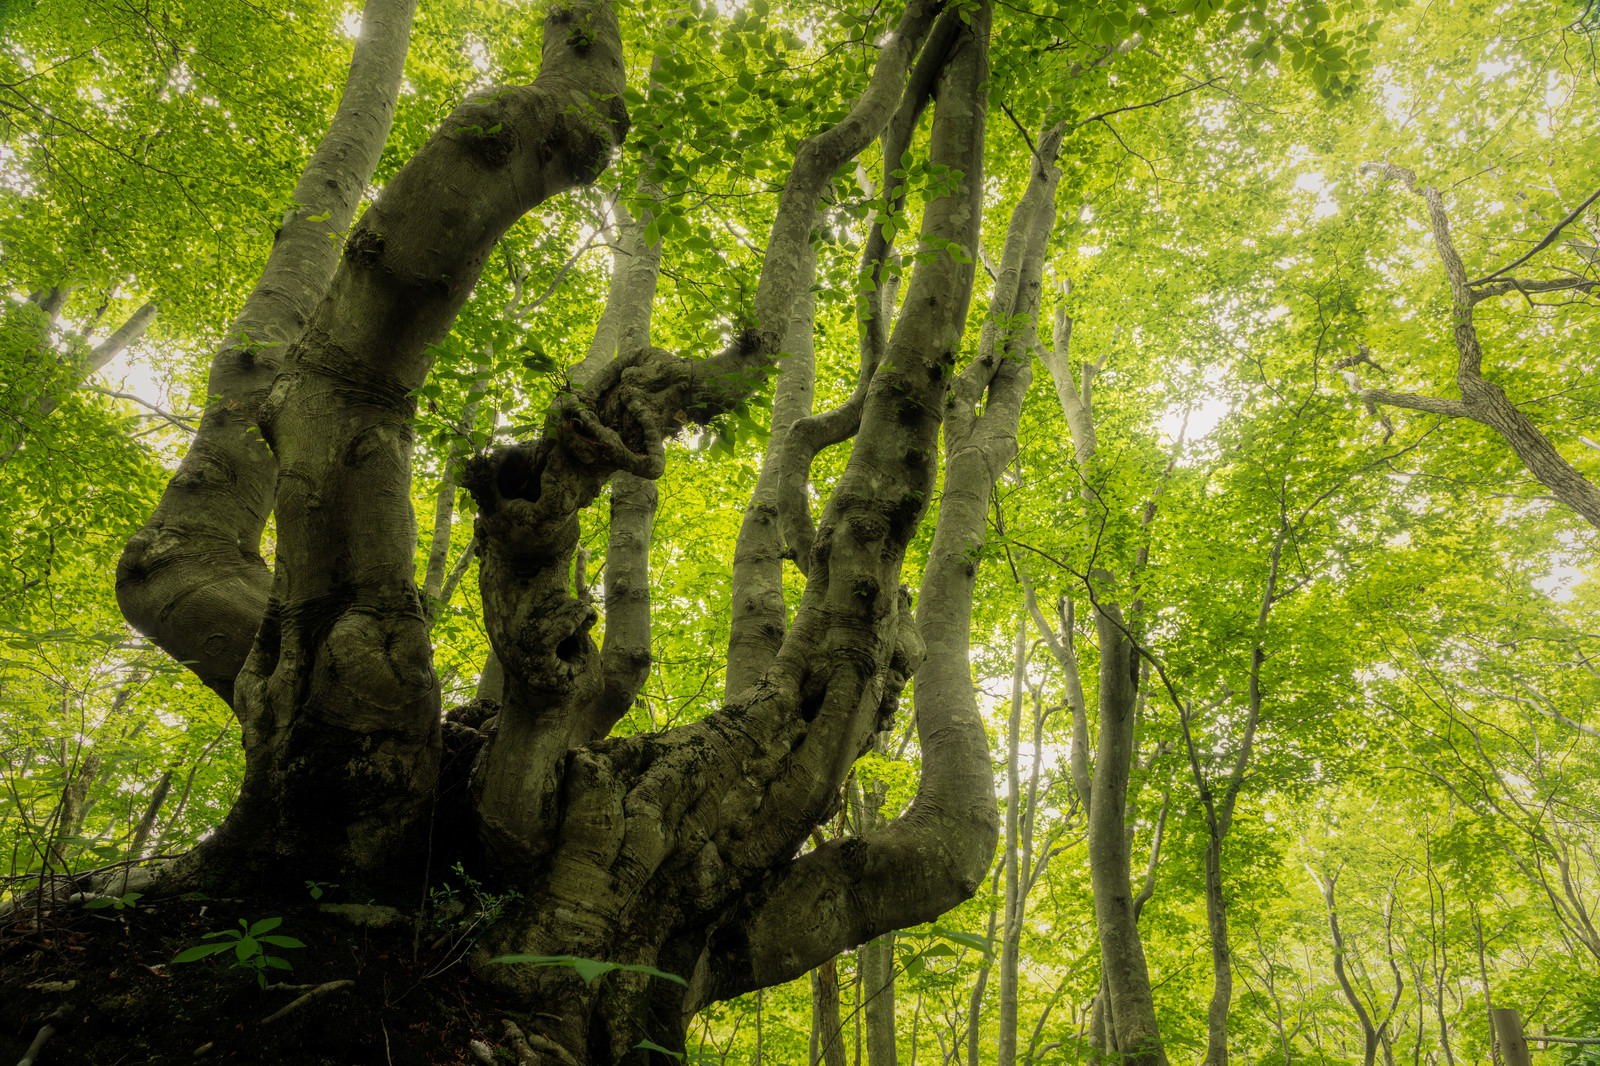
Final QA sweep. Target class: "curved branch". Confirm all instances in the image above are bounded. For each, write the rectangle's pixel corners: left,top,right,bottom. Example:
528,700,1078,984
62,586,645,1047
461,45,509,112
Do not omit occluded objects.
1362,163,1600,528
774,12,962,573
194,0,630,883
117,0,419,706
725,243,816,699
705,70,1069,1001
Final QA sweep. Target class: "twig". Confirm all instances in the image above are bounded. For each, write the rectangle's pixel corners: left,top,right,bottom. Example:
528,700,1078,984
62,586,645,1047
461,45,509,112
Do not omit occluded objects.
1469,182,1600,285
260,979,355,1024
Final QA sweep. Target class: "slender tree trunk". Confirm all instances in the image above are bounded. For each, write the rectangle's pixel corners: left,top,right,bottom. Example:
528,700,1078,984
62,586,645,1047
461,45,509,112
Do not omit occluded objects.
1202,827,1231,1065
966,867,1001,1066
811,959,848,1066
859,782,898,1066
1085,597,1167,1065
998,613,1026,1066
1318,868,1384,1066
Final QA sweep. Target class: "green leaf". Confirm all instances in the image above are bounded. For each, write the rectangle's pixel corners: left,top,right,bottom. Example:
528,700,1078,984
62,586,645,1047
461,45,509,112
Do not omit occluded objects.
256,935,305,949
247,916,283,936
490,954,689,987
937,929,995,957
635,1040,683,1061
174,942,234,963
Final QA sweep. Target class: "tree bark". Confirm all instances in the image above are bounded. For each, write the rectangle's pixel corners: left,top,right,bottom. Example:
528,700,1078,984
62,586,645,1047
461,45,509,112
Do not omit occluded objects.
810,958,848,1066
998,614,1027,1066
113,2,1032,1061
1034,271,1167,1064
1358,163,1600,528
118,0,420,706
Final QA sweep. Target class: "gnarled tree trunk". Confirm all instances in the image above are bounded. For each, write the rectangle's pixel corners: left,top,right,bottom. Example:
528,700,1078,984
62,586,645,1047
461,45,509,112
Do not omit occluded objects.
117,1,1021,1061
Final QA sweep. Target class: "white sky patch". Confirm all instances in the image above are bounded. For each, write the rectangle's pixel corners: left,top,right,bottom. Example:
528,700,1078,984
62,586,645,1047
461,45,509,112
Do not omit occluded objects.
1534,564,1581,602
1477,58,1514,79
1160,395,1230,446
340,8,362,39
1535,530,1590,603
1541,70,1570,135
1293,171,1339,220
464,36,492,74
0,144,36,195
1377,74,1410,126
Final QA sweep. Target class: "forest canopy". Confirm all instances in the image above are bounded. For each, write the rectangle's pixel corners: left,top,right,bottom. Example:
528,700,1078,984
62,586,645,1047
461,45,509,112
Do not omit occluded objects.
0,0,1597,1062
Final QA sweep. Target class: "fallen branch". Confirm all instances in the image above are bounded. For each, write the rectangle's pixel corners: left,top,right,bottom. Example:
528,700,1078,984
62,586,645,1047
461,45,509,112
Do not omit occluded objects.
259,979,355,1024
16,1004,70,1066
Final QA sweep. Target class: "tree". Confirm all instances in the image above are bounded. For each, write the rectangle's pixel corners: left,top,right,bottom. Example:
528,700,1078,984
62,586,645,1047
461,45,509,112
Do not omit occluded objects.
104,0,1018,1059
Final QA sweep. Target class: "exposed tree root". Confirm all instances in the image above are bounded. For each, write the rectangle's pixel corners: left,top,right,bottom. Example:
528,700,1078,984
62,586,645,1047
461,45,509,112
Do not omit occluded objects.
260,979,355,1024
15,1004,69,1066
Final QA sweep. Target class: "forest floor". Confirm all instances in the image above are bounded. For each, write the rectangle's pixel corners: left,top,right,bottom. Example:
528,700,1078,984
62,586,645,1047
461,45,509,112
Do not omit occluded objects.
0,881,506,1065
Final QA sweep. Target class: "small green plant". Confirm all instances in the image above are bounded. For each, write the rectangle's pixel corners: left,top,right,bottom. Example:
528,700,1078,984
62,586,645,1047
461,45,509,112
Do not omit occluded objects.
173,917,305,987
429,862,522,931
489,953,688,987
84,890,142,911
304,879,338,900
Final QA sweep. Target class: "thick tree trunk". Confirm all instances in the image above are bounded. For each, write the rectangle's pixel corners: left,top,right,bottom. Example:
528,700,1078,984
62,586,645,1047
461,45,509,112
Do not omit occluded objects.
115,2,1020,1062
118,0,420,707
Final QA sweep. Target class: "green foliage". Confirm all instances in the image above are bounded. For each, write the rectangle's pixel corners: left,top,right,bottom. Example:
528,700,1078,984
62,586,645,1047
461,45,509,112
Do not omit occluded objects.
173,917,305,988
84,890,142,911
490,954,688,988
1,0,1597,1059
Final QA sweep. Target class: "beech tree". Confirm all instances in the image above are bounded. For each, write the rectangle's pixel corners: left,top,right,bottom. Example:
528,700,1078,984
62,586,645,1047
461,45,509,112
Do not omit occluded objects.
105,0,1017,1059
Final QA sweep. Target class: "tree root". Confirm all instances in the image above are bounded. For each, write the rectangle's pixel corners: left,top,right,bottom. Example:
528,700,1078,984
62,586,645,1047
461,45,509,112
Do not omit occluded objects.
15,1004,70,1066
259,979,355,1024
504,1018,579,1066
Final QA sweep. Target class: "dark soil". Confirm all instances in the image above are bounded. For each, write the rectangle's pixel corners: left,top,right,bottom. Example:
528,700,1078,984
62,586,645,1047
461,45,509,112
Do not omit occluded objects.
0,886,508,1066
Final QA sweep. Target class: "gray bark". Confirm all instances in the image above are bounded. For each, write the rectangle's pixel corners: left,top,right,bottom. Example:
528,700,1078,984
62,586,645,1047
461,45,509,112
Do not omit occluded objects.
999,616,1027,1066
132,0,628,892
1034,290,1167,1063
1357,163,1600,528
118,0,419,705
118,2,1026,1061
810,958,848,1066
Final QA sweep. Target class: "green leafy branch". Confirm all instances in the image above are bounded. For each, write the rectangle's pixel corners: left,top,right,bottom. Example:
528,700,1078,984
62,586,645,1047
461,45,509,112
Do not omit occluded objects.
489,953,688,987
173,916,305,988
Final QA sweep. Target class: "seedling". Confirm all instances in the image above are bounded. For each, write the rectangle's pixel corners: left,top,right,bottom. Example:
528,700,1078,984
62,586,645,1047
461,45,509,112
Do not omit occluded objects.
173,916,305,987
84,890,142,912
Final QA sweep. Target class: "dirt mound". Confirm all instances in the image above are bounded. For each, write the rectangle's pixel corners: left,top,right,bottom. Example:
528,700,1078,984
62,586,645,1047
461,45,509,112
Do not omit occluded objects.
1,888,499,1065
